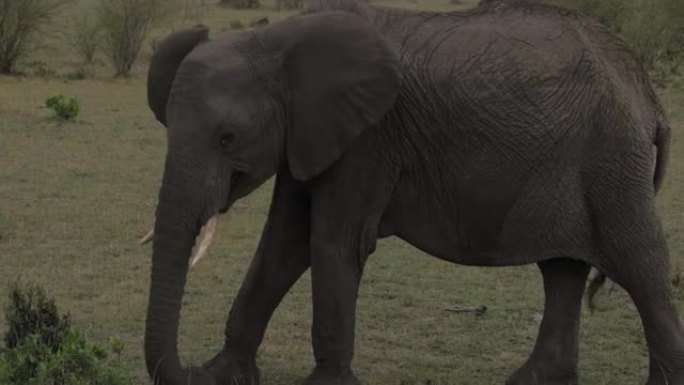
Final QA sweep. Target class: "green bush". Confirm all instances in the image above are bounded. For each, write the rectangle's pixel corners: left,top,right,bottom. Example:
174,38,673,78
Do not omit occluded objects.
4,283,70,352
2,331,128,385
0,283,130,385
552,0,684,82
45,95,80,121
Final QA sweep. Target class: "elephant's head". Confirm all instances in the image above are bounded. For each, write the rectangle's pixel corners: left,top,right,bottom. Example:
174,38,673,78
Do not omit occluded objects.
143,11,399,385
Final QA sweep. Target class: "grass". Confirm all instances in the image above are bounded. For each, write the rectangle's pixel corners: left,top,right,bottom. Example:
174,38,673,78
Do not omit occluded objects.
1,0,683,384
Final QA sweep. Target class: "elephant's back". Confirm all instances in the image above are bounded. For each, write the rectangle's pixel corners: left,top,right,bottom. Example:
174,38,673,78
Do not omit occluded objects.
377,3,640,91
383,3,659,140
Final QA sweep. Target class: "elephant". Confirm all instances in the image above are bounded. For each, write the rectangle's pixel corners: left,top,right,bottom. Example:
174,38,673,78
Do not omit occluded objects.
141,0,682,384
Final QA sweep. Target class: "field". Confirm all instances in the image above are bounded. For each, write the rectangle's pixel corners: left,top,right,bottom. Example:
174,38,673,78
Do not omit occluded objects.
1,0,684,384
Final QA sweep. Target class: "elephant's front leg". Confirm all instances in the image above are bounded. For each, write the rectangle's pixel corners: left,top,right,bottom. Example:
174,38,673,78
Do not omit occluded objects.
204,170,311,385
303,174,391,385
507,258,590,385
304,235,370,385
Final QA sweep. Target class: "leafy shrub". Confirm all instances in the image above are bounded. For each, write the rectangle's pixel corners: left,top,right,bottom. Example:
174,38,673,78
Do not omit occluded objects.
0,0,72,74
2,331,129,385
0,283,130,385
0,359,9,383
4,283,70,352
45,95,80,121
552,0,684,82
96,0,173,76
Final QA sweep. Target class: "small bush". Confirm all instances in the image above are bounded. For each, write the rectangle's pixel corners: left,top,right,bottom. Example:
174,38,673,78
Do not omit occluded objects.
0,283,130,385
97,0,173,77
4,283,70,352
45,95,80,121
0,359,9,383
2,331,129,385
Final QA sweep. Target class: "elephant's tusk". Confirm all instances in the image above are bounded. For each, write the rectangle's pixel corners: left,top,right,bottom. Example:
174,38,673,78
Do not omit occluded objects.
190,215,219,267
139,229,154,245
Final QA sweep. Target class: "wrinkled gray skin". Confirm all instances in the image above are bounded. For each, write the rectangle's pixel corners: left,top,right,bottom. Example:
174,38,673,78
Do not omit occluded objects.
143,0,682,384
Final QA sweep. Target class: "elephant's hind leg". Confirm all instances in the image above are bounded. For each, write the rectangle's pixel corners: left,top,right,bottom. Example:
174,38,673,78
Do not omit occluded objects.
591,189,684,384
506,258,590,385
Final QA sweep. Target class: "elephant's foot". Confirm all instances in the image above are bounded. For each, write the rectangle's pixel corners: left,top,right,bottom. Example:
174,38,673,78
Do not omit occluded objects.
645,360,684,385
506,362,577,385
203,349,260,385
303,367,361,385
646,370,684,385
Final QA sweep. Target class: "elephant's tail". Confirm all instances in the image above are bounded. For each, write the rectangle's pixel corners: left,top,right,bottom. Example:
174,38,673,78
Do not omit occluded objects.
586,117,672,311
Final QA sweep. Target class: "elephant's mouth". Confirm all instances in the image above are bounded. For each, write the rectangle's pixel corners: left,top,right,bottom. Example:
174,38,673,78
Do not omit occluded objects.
141,171,249,252
220,170,249,213
192,171,252,265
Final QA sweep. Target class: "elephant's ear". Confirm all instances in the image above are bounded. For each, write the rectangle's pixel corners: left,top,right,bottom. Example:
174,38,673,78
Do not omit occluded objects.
147,26,209,126
281,12,400,180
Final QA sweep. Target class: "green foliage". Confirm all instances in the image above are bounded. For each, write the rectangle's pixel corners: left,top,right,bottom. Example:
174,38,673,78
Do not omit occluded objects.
0,283,130,385
0,0,72,74
3,283,70,352
552,0,684,83
0,360,10,383
45,95,80,121
1,331,129,385
96,0,173,77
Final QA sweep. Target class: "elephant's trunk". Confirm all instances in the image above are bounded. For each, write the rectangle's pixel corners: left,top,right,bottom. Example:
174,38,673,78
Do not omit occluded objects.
144,151,217,385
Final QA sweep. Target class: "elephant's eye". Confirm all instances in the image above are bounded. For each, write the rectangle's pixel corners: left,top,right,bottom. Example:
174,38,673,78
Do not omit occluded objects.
219,133,235,149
